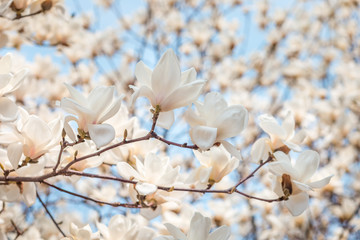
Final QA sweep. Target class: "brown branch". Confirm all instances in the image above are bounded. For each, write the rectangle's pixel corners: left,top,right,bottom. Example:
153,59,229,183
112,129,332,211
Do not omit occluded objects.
13,10,43,20
36,191,66,237
64,170,285,203
150,131,198,150
41,181,143,208
11,220,22,239
232,155,273,189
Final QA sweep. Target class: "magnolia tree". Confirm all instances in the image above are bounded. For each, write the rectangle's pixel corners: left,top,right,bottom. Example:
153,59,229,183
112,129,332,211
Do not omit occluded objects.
0,0,359,239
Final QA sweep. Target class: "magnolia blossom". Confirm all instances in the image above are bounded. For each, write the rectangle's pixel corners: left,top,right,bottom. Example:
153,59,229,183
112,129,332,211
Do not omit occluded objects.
251,112,306,163
0,149,36,206
117,153,180,205
6,114,62,170
61,84,122,148
185,92,248,159
130,49,206,129
0,53,28,121
194,146,239,184
61,223,100,240
268,151,332,216
154,212,231,240
96,214,155,240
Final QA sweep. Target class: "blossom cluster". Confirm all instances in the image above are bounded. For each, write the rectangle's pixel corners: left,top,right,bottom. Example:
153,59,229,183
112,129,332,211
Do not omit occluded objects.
0,0,358,239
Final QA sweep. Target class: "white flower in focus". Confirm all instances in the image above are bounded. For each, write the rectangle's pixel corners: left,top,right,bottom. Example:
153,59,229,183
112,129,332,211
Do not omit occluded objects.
194,146,239,184
154,212,231,240
60,84,122,148
117,153,180,205
251,112,306,163
185,92,248,159
130,49,206,129
268,150,332,216
0,53,28,121
6,114,62,171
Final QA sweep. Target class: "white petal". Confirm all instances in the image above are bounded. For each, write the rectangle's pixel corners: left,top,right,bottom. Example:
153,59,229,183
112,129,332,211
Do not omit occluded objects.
282,111,295,139
129,85,156,107
164,223,187,240
60,97,93,119
198,92,227,120
184,107,205,127
187,212,211,240
22,116,52,149
64,115,78,141
258,114,286,139
251,138,271,163
0,54,11,74
7,142,23,169
294,150,319,182
144,153,165,176
221,140,242,160
0,97,18,122
268,156,296,177
273,151,291,162
190,126,217,150
308,175,332,189
291,129,306,145
292,180,312,192
283,140,302,152
208,225,231,240
8,68,28,93
285,192,309,216
116,162,142,180
152,49,181,101
159,166,179,186
88,123,115,148
180,67,197,84
23,182,36,206
135,182,157,195
88,86,115,117
216,105,248,139
16,157,46,176
0,74,11,90
64,83,87,106
135,61,152,86
98,96,122,123
160,80,206,111
157,111,174,130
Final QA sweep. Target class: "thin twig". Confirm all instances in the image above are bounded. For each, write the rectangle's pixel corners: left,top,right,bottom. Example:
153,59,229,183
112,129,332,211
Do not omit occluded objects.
41,181,143,208
36,191,66,237
232,155,273,189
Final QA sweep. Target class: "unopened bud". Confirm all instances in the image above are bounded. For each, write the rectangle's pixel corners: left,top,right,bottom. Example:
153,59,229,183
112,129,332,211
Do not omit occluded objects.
281,174,292,198
41,0,53,11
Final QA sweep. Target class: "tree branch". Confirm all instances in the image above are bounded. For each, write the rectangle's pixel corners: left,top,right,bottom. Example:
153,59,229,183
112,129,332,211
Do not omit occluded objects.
36,191,66,237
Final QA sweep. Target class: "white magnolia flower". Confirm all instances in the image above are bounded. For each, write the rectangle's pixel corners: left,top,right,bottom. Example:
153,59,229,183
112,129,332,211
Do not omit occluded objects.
251,112,306,163
60,84,122,148
130,49,206,129
6,114,62,170
194,146,239,184
62,223,100,240
268,150,332,216
117,153,180,205
185,92,248,159
96,214,155,240
0,149,36,206
0,53,28,122
154,212,231,240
